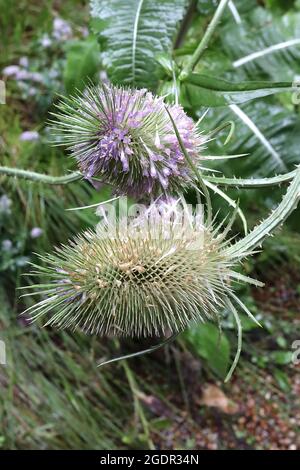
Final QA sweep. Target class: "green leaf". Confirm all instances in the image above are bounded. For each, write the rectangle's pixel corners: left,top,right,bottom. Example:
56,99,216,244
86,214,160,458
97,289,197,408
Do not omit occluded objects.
185,323,230,379
199,100,300,175
265,0,295,13
273,368,291,392
276,336,287,348
151,417,173,430
269,350,293,365
184,5,300,180
221,8,300,82
181,73,293,107
90,0,187,89
63,37,100,95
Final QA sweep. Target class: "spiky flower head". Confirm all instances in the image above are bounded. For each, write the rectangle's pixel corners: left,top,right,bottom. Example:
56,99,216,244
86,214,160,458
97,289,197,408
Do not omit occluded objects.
51,84,206,198
24,201,257,337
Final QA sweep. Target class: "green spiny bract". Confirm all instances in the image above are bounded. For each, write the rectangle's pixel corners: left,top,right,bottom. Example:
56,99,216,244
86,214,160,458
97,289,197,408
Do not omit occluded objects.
24,203,254,337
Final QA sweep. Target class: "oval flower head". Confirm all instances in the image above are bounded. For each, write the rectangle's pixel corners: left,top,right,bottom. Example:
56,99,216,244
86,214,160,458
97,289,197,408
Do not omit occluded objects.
24,199,260,342
51,84,206,198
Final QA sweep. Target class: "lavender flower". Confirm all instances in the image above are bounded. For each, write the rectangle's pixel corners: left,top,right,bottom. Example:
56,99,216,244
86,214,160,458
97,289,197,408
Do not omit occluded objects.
20,131,40,142
27,72,43,83
3,66,43,83
19,56,29,68
51,84,206,198
2,65,21,77
14,70,32,81
0,194,12,214
30,227,43,239
52,18,72,40
40,34,52,48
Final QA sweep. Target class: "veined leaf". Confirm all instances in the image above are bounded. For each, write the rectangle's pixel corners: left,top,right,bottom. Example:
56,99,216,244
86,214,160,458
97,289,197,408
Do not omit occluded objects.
198,99,300,176
90,0,187,89
229,104,287,173
181,73,293,107
221,8,300,81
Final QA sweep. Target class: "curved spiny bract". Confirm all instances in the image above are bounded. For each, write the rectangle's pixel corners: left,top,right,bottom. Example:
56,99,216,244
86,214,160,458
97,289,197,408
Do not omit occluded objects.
51,83,206,198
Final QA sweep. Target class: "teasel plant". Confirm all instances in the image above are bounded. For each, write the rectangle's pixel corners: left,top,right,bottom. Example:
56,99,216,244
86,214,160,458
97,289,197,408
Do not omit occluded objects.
1,93,299,380
1,0,300,380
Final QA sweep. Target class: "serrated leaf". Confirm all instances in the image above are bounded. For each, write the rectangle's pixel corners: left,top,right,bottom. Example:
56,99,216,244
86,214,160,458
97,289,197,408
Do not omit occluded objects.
221,7,300,81
199,99,300,175
90,0,187,89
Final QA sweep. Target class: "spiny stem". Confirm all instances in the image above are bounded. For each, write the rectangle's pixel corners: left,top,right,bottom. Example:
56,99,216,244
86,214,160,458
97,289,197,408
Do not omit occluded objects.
225,166,300,259
180,0,230,78
0,166,82,185
204,169,297,188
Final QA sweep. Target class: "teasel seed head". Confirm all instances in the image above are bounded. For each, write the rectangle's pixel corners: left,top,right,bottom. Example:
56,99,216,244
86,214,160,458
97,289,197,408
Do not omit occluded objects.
51,84,206,198
24,202,256,337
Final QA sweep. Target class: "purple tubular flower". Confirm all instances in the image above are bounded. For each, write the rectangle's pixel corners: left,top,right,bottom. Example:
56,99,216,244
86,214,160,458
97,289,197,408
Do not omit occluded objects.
51,84,206,198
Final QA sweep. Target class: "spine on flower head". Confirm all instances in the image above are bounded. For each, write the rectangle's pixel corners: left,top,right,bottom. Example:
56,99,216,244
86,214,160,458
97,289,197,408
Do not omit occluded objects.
50,84,207,199
22,199,259,341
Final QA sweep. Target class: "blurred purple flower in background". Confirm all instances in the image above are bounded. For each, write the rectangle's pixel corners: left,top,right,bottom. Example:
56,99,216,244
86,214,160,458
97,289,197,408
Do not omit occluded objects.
30,227,43,239
40,34,52,48
2,65,43,83
2,65,21,77
52,18,72,40
20,131,40,142
0,195,12,215
19,57,29,68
